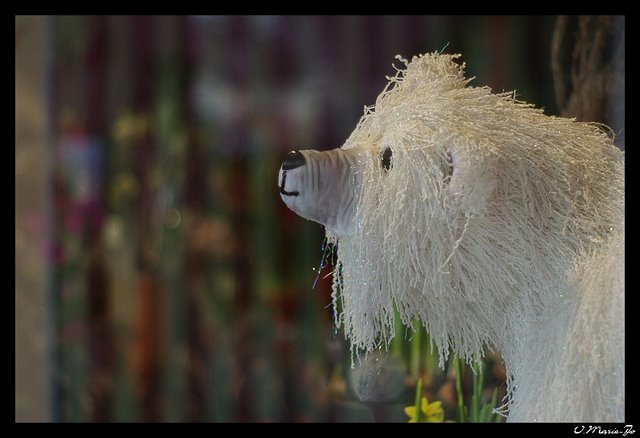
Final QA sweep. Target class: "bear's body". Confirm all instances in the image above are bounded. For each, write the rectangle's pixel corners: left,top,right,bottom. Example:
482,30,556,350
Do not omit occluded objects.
278,53,624,421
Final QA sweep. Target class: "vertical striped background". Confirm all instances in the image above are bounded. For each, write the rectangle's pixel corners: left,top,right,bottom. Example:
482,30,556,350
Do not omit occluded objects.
17,15,621,422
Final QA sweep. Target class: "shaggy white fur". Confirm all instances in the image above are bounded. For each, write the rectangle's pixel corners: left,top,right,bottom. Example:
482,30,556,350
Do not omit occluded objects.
280,52,624,422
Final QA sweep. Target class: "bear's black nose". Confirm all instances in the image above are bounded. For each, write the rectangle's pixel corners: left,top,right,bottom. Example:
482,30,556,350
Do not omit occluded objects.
282,150,306,170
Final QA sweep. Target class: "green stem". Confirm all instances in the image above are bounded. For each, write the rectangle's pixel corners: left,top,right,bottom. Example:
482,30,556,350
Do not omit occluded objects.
454,357,465,423
470,357,484,422
418,327,428,382
414,378,423,423
490,388,499,423
471,364,480,421
410,325,421,378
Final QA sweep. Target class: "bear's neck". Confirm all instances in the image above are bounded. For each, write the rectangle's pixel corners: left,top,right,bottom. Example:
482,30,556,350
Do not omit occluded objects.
494,234,624,423
495,289,577,421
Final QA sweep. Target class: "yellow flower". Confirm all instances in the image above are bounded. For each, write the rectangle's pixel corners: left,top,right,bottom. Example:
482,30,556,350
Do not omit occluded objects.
404,396,445,423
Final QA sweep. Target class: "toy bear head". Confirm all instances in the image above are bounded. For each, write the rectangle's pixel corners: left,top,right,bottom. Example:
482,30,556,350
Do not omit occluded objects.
278,52,624,368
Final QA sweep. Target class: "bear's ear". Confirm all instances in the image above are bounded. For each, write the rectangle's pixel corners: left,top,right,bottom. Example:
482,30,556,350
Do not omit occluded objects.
446,148,466,194
445,146,497,213
445,151,454,182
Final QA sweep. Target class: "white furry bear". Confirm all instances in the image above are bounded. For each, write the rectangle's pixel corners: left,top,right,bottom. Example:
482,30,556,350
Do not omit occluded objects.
277,52,624,422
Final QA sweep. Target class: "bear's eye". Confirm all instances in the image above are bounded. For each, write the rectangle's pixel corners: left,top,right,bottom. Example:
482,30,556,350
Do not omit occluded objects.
381,147,393,171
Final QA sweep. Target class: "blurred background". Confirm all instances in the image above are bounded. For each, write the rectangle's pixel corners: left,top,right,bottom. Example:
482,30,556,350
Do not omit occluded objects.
16,15,624,422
